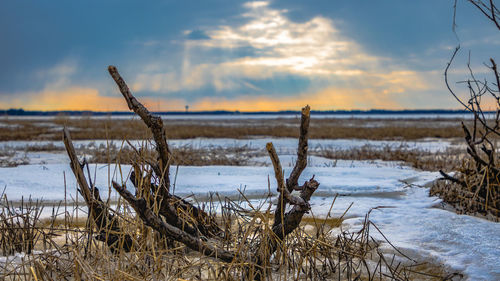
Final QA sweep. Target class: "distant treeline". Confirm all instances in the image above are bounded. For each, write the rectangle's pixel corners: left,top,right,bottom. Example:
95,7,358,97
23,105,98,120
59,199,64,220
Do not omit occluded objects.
0,108,475,116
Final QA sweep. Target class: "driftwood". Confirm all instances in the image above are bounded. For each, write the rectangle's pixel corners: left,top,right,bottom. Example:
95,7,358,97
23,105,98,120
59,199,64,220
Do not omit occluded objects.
111,181,244,263
108,66,318,279
254,140,318,279
62,65,318,280
110,102,316,279
63,128,133,252
108,66,222,239
108,65,172,193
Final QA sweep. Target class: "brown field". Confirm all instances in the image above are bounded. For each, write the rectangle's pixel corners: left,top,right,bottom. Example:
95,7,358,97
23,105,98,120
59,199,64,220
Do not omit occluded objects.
0,116,468,141
0,116,472,171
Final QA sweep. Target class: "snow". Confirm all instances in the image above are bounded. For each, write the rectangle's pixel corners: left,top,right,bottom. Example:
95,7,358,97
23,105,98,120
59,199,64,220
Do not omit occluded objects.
0,137,455,154
0,145,497,279
0,163,412,201
0,122,21,128
23,152,69,164
249,155,406,168
0,163,128,201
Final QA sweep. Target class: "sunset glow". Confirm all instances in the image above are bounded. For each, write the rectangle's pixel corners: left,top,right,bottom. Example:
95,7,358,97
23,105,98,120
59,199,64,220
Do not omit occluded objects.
0,1,497,111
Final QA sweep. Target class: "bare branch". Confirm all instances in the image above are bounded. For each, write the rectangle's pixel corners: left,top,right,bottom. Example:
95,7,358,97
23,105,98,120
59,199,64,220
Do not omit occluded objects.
439,170,466,187
63,128,133,252
111,181,242,263
445,46,473,111
108,65,171,193
468,0,500,30
266,142,308,208
272,105,311,229
287,105,311,190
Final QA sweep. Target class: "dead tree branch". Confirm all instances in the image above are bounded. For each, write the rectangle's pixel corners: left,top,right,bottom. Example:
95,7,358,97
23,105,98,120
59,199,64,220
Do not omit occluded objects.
436,3,500,218
252,106,318,280
88,66,319,279
266,143,308,213
469,0,500,30
272,106,310,229
104,96,318,279
63,128,133,252
108,65,222,239
111,181,243,263
108,65,171,193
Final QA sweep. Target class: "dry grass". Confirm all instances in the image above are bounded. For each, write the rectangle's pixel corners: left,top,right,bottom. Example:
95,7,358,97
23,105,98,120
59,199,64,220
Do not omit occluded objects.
84,143,257,166
431,158,500,221
0,139,467,171
0,192,457,281
0,116,470,141
315,145,466,172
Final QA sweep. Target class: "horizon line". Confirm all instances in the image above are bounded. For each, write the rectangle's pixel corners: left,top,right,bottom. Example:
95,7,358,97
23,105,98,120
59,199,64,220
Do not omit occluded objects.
0,108,477,116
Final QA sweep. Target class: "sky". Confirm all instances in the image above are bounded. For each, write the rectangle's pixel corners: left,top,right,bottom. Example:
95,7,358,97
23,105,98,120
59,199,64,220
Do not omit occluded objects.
0,0,498,112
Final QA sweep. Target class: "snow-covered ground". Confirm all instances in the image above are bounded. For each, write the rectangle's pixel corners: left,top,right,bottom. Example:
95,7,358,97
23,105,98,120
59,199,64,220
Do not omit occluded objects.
0,140,497,280
0,137,455,153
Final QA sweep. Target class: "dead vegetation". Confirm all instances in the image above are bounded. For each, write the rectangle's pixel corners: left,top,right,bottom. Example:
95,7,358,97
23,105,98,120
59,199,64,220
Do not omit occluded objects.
0,194,43,256
0,189,457,280
0,138,468,171
85,143,256,166
80,143,469,172
315,145,466,172
0,114,469,142
431,0,500,221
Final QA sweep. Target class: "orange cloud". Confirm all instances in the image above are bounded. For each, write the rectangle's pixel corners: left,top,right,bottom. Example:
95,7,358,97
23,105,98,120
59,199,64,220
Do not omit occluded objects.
0,87,186,112
191,87,401,111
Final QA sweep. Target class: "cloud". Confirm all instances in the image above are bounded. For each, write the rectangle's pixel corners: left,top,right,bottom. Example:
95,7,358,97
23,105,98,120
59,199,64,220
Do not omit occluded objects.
129,0,437,110
1,87,124,111
191,86,401,111
3,1,446,111
243,1,269,9
185,29,211,40
0,87,186,111
199,8,369,76
0,61,187,111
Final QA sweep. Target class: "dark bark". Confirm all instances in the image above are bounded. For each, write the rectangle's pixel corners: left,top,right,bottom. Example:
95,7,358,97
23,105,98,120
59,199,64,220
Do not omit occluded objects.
273,106,310,229
108,65,223,239
108,65,171,193
253,106,318,280
63,128,133,252
112,181,243,263
439,170,466,187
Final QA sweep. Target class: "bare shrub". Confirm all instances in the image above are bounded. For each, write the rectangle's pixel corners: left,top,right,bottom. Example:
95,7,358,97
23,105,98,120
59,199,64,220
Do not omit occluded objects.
433,0,500,220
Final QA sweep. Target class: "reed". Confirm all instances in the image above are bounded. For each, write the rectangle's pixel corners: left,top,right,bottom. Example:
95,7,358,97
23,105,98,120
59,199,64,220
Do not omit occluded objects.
0,187,452,280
